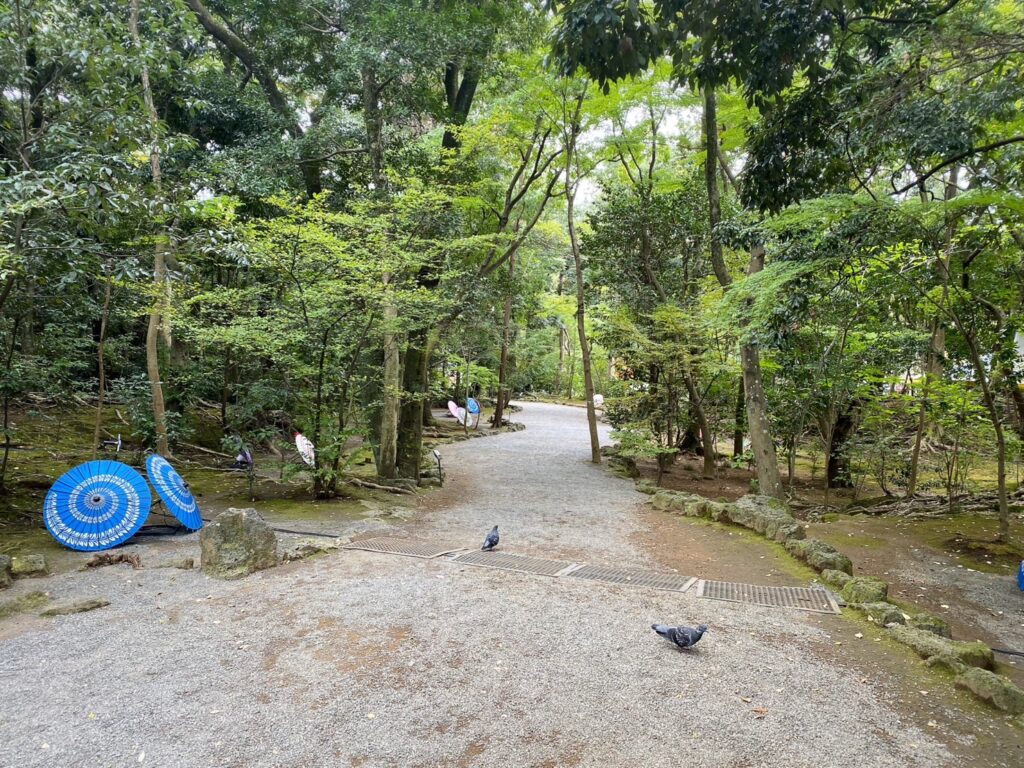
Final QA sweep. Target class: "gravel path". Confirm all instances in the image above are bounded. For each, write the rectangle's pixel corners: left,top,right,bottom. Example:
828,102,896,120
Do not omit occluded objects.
0,402,1002,767
414,402,645,563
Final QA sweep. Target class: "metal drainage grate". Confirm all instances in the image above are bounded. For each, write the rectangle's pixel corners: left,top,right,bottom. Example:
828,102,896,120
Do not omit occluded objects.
565,564,696,593
696,580,840,614
451,550,573,577
343,537,463,559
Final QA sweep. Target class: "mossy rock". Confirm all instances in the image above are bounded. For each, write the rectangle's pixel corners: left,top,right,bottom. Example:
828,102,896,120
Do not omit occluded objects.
608,456,640,478
954,667,1024,714
11,554,47,578
635,479,659,495
925,654,966,674
841,576,889,604
731,495,805,542
857,602,905,626
820,569,853,590
705,502,733,522
808,549,853,575
200,508,278,580
650,491,675,511
909,612,951,638
889,625,994,670
786,538,853,575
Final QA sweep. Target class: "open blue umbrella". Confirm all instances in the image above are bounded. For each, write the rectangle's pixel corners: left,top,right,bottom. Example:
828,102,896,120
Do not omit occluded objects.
44,461,151,551
146,454,202,530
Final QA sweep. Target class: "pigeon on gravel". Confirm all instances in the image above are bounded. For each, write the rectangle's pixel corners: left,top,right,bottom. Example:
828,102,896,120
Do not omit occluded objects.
481,525,499,551
652,623,707,650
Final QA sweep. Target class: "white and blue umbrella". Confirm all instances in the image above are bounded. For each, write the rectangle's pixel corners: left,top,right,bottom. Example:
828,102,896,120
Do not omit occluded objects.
146,454,202,530
43,461,151,551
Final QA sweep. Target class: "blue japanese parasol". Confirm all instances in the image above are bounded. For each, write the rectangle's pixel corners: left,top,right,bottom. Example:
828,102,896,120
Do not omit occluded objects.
467,397,481,415
146,454,202,530
43,461,151,551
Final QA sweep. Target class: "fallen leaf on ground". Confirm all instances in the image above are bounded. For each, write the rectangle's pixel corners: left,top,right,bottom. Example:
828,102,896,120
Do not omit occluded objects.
752,707,768,719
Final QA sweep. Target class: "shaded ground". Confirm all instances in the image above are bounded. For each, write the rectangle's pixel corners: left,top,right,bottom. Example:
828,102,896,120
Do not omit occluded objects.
808,514,1024,688
641,448,1024,690
1,402,1022,767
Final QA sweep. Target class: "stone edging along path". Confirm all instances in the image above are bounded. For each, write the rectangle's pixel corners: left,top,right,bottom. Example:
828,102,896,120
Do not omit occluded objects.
635,478,1024,721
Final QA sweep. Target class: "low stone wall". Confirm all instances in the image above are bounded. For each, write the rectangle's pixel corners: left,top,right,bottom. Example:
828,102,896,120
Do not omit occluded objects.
638,478,1024,718
648,488,805,543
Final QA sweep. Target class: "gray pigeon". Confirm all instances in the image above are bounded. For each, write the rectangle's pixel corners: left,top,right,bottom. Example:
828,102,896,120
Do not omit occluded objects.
652,623,707,650
481,525,499,551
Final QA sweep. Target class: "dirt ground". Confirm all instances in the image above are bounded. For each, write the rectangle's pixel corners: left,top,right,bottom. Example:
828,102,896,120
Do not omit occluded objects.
636,452,1024,692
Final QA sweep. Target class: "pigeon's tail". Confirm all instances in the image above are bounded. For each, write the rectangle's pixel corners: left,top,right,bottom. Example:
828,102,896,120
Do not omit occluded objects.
652,624,670,638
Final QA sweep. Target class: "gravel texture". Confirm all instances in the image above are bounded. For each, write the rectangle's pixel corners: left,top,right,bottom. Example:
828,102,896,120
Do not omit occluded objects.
0,402,974,767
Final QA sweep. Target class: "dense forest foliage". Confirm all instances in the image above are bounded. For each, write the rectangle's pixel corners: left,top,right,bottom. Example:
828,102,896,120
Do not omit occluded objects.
1,0,1023,539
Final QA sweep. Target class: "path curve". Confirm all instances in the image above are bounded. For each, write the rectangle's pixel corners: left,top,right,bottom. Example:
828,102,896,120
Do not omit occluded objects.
2,402,1005,767
416,401,645,563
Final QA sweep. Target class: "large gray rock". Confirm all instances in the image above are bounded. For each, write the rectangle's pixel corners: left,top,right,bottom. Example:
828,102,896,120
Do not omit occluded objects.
889,625,994,670
954,667,1024,714
857,602,905,626
11,554,47,578
785,539,853,575
841,576,889,604
0,554,11,589
634,479,659,495
909,612,951,638
730,495,805,542
200,508,277,580
820,569,853,590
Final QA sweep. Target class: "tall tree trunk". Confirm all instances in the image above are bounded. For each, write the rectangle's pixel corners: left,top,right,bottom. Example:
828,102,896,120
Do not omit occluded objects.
908,321,941,495
683,373,716,478
492,253,516,427
0,319,21,492
961,329,1009,541
377,278,400,479
131,0,170,456
733,375,745,457
396,339,428,479
362,66,385,191
741,340,782,497
91,267,113,459
311,330,329,498
741,248,784,497
441,62,482,150
909,168,959,494
702,88,730,287
826,411,856,489
704,87,781,496
564,92,600,463
220,349,231,434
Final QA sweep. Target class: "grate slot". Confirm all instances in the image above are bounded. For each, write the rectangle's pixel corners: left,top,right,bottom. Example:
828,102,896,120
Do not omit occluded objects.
696,580,839,614
566,564,696,593
342,537,463,559
451,550,572,577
